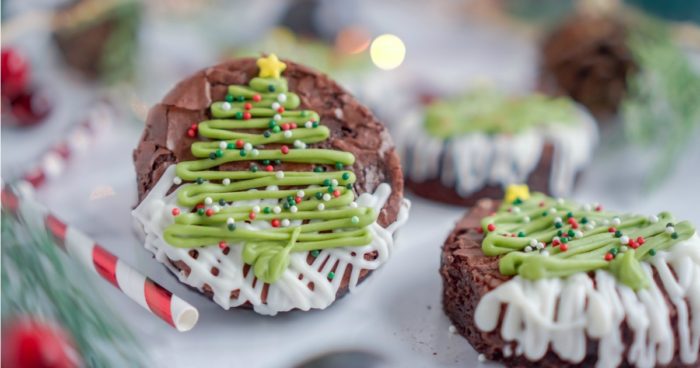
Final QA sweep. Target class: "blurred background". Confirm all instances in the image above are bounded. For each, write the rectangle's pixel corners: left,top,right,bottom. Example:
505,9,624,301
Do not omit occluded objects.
1,0,699,367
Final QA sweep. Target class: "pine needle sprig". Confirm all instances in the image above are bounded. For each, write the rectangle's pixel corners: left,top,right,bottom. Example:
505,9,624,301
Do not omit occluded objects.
1,210,149,367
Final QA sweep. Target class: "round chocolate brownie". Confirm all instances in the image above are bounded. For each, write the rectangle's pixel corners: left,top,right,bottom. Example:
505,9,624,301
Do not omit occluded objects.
441,188,700,367
393,90,597,206
132,56,409,315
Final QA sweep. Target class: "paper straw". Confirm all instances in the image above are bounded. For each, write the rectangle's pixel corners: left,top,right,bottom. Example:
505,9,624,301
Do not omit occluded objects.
2,187,200,332
21,102,113,190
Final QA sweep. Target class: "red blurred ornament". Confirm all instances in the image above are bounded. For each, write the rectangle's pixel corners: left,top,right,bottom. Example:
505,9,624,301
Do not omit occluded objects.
1,318,81,368
1,48,30,99
1,48,52,127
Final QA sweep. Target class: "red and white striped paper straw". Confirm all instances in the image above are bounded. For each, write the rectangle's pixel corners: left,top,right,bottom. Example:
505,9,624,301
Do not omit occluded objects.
20,102,113,190
2,187,199,332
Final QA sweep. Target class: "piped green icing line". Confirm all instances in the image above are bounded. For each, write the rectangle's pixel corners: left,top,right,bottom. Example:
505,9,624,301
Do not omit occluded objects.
164,56,378,284
424,89,577,139
481,192,695,291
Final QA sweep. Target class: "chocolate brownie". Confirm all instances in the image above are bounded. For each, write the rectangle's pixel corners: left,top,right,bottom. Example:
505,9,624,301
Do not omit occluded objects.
393,90,597,206
441,195,700,367
132,56,408,314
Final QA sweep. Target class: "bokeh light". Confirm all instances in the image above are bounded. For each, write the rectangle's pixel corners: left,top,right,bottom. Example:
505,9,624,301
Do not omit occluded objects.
370,34,406,70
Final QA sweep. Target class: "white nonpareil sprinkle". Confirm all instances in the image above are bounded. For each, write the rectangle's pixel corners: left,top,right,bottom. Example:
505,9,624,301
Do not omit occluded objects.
349,202,358,208
212,205,221,213
290,206,298,213
323,193,331,201
251,149,260,157
219,141,227,150
523,216,530,223
273,114,282,121
529,239,538,247
281,219,290,227
204,197,213,205
666,226,675,234
277,93,287,103
276,171,285,179
173,176,182,185
221,102,231,110
612,217,621,226
524,246,533,253
649,215,659,223
317,203,325,211
227,218,235,225
448,325,457,334
284,131,292,138
252,206,261,213
512,207,521,214
478,354,486,363
222,178,231,185
540,250,550,256
273,206,282,214
271,102,281,110
297,190,305,198
305,121,313,128
620,235,629,244
243,143,253,151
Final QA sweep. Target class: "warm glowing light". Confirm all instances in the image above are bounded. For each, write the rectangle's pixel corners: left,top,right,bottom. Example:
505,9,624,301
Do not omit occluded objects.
370,34,405,70
335,26,371,55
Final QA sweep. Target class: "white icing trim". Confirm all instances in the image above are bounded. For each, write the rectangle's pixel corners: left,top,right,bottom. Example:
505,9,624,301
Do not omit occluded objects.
133,165,410,315
394,106,598,198
474,233,700,367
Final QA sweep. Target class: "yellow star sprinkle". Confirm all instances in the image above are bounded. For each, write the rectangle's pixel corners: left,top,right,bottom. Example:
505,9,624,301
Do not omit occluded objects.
504,184,530,204
257,54,286,79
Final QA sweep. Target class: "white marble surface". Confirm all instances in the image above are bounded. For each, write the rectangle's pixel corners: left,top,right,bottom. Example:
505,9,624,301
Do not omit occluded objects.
2,3,700,367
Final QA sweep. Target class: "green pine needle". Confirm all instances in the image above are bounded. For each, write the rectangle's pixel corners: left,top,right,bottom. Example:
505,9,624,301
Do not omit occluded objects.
1,210,149,367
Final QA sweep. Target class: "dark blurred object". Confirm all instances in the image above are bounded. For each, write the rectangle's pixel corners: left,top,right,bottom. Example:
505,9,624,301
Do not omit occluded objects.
540,14,636,120
1,48,52,126
280,0,323,39
294,350,386,368
1,318,80,368
52,0,141,84
626,0,700,23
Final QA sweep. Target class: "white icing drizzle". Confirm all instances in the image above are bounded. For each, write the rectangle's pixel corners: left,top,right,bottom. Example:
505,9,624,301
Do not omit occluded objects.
474,233,700,367
394,107,598,198
133,165,410,315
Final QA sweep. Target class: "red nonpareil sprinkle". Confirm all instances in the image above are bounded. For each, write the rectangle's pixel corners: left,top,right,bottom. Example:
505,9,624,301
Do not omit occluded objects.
332,190,341,198
552,239,561,247
605,253,614,261
244,102,252,110
281,123,290,131
191,123,198,130
243,112,252,120
567,218,576,225
271,219,280,228
629,240,638,249
487,223,496,232
560,244,569,252
249,212,256,220
171,208,180,216
539,201,545,207
205,208,214,217
571,222,579,229
281,145,289,154
196,203,205,210
608,227,617,233
295,196,302,204
252,94,262,102
510,234,516,238
277,107,285,113
187,129,196,138
290,123,297,129
265,165,274,172
218,241,227,249
637,236,645,245
476,227,484,234
595,205,603,212
236,139,244,149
